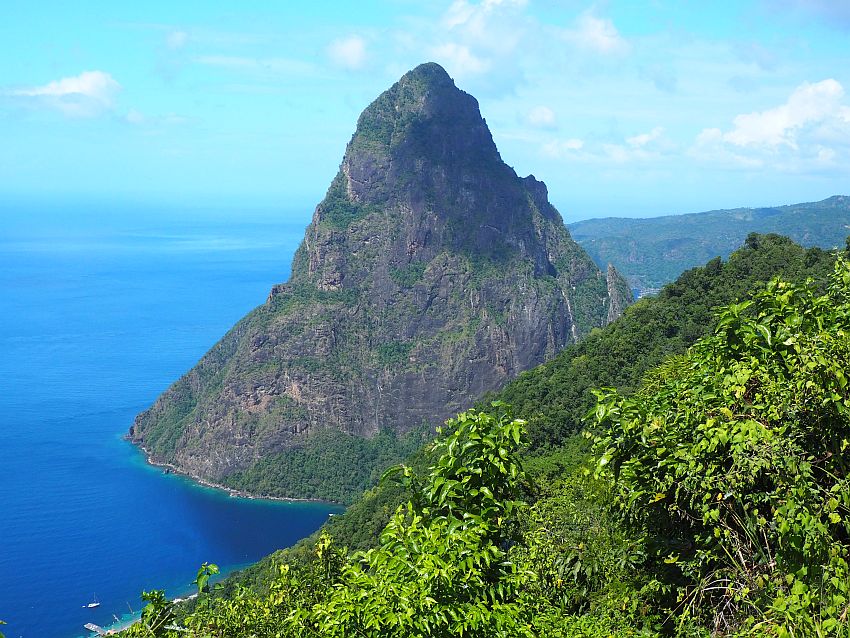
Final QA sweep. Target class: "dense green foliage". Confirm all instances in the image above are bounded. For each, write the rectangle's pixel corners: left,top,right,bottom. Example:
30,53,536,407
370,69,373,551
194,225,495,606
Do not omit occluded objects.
569,195,849,292
222,426,430,504
489,234,835,450
124,407,598,637
316,172,370,230
592,256,850,635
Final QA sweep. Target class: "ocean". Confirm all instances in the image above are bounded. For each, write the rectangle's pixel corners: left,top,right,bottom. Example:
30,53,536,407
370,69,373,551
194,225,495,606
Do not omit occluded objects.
0,203,342,638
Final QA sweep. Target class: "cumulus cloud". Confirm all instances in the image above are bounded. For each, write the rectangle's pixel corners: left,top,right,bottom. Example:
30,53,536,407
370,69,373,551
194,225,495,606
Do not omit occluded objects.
691,79,850,173
627,126,664,148
723,79,849,149
527,105,556,129
327,35,368,71
542,137,584,158
442,0,528,37
562,12,630,56
605,145,657,163
7,70,120,117
432,42,490,76
430,0,530,88
542,128,671,164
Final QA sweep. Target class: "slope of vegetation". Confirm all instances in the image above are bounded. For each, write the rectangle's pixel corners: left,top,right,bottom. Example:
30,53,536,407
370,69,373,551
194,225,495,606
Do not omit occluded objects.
591,262,850,635
490,233,835,450
316,234,834,550
120,235,850,636
569,195,849,293
221,426,431,504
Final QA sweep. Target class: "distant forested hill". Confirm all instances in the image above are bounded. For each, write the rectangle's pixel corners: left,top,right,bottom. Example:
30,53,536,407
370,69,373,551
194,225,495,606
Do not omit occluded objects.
569,195,850,294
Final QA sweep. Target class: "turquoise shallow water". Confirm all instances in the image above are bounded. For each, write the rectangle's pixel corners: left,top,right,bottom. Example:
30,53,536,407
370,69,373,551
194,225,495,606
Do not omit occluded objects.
0,205,342,638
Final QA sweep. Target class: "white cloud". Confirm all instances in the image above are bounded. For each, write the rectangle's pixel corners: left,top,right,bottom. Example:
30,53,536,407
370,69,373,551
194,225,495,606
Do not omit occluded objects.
627,126,664,148
327,35,368,71
542,137,584,158
430,0,530,87
8,71,120,117
602,143,663,164
723,79,849,149
562,12,630,56
432,42,490,76
443,0,528,36
542,127,672,164
690,80,850,173
527,105,556,129
689,128,768,169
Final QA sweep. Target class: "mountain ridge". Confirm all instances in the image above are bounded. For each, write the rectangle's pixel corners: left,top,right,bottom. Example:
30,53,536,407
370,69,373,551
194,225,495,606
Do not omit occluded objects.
569,195,850,293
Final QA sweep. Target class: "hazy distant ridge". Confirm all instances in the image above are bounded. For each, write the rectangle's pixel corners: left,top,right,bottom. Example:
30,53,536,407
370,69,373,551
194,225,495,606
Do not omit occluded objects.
569,195,850,293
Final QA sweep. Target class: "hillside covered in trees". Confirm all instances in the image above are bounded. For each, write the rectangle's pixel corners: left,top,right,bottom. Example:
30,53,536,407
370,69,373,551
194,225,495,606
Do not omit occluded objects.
569,196,850,295
119,235,850,637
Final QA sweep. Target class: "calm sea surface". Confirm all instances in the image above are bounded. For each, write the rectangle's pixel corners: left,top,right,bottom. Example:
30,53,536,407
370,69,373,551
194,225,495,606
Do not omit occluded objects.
0,204,342,638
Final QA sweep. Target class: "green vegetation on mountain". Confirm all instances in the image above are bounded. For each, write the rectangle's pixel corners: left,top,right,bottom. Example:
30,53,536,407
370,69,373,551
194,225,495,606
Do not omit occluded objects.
121,236,850,637
489,233,835,450
221,426,430,503
130,62,629,504
590,259,850,634
315,234,834,557
569,195,850,294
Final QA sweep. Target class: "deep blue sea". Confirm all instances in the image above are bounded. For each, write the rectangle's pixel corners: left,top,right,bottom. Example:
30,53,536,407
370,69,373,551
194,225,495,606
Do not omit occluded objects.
0,204,342,638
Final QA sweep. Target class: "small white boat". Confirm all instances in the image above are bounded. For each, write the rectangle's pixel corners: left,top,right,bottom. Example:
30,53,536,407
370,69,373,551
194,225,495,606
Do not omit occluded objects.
84,595,100,609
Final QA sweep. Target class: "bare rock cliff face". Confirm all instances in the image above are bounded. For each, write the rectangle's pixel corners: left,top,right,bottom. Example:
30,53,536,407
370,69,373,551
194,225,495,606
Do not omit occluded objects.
129,63,632,496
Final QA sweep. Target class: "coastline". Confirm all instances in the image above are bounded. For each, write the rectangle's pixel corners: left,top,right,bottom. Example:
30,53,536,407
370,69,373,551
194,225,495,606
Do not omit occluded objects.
95,593,200,637
131,440,341,505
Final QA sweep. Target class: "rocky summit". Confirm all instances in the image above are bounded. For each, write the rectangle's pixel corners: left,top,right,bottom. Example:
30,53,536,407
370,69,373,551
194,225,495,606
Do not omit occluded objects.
129,62,632,501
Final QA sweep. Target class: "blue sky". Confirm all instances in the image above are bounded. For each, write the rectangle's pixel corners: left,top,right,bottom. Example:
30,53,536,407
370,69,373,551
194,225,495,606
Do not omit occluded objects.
2,1,849,220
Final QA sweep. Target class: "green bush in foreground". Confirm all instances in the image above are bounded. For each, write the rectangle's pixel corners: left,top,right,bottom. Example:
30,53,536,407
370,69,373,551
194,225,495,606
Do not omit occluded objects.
124,407,589,637
593,257,850,636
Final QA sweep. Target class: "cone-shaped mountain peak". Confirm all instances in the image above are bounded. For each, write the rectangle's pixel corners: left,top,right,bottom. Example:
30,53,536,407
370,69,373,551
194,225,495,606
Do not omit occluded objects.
296,62,563,291
342,61,504,194
130,63,632,502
